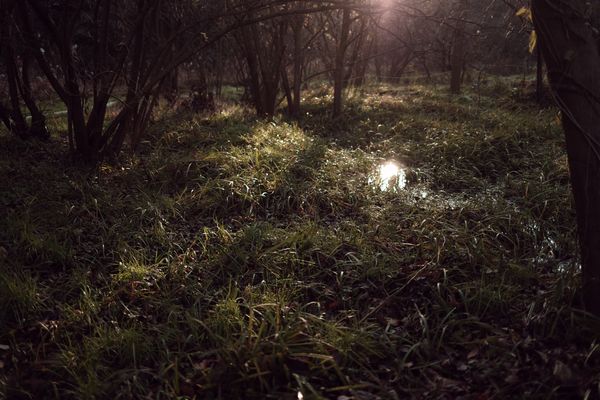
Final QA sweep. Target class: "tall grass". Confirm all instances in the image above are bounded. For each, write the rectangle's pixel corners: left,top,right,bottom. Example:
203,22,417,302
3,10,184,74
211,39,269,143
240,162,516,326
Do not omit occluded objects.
1,82,598,399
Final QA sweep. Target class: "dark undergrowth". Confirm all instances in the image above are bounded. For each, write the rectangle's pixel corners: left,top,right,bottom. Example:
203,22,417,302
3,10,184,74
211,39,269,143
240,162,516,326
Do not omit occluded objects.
1,82,599,399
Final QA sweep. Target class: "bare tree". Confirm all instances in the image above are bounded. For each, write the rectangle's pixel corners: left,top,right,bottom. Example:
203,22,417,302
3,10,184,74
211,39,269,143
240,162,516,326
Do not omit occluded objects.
332,6,352,117
450,0,467,94
0,0,48,139
235,5,289,117
281,12,308,117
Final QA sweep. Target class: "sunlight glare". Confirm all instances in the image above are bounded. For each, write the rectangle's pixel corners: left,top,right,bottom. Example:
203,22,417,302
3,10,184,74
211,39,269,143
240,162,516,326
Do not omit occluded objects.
370,161,407,191
381,162,399,181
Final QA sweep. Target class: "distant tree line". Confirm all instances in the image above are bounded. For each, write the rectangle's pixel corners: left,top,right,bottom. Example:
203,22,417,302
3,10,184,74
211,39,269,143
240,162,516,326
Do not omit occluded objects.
0,0,531,164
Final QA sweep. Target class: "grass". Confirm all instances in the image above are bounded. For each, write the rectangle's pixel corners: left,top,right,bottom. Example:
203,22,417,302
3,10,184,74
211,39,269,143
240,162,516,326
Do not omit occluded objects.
1,80,599,399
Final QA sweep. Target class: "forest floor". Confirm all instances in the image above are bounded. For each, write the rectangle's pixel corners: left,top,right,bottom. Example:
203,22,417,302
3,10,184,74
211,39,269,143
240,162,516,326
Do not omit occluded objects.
1,81,600,399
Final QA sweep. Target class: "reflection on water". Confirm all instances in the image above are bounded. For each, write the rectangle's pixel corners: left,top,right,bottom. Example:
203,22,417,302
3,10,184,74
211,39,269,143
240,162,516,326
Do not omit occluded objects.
369,161,407,191
556,260,581,273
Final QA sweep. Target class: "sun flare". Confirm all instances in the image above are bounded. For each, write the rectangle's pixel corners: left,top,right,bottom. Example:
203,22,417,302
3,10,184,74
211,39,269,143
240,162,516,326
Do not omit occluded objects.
370,161,407,191
380,162,400,182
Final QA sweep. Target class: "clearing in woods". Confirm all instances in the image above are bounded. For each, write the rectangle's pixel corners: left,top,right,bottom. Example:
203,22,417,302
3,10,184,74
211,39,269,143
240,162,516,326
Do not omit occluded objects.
1,82,599,399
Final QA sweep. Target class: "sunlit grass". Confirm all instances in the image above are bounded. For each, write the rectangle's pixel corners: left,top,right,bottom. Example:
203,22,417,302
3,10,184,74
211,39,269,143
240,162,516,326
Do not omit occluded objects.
0,81,596,399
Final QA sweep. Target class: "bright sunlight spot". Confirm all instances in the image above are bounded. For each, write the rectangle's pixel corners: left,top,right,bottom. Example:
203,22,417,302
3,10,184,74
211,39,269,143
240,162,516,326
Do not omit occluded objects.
369,161,407,191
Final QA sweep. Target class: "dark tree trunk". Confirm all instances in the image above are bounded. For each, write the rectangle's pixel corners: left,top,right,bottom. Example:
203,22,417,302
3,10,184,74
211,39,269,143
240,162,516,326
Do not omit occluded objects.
20,52,49,139
17,0,184,164
333,7,351,118
0,104,11,130
291,15,304,117
4,46,29,137
344,16,367,87
532,0,600,315
373,28,383,83
163,68,179,100
281,66,294,115
390,50,414,84
214,41,223,98
450,17,466,94
536,44,545,104
237,18,287,117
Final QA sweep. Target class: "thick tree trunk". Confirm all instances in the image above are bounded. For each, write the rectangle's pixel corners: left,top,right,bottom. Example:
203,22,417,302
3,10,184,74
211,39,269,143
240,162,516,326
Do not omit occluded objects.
532,0,600,315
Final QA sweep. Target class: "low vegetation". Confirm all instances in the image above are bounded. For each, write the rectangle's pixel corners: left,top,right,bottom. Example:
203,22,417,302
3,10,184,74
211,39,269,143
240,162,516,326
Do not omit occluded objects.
1,81,599,399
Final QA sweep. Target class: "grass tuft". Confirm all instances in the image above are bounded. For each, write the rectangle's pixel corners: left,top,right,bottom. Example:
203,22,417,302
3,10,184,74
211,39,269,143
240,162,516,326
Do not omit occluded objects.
1,81,598,399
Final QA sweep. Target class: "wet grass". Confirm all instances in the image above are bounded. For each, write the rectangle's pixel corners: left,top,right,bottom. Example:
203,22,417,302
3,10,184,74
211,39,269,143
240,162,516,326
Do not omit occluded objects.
1,81,599,399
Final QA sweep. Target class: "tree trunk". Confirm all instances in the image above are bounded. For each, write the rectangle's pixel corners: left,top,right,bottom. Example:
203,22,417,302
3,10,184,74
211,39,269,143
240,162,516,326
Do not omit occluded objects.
390,51,414,84
344,16,367,87
291,15,304,117
450,17,466,94
281,66,294,115
536,44,545,104
20,52,49,139
333,7,351,118
4,44,28,137
532,0,600,315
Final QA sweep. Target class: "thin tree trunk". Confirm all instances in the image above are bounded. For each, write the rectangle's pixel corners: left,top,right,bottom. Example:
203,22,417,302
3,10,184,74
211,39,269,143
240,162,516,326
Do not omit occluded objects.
4,44,28,136
532,0,600,315
450,17,466,94
344,16,367,87
333,7,351,118
20,52,49,139
391,51,414,84
0,104,11,130
291,15,304,116
281,66,294,115
536,44,545,104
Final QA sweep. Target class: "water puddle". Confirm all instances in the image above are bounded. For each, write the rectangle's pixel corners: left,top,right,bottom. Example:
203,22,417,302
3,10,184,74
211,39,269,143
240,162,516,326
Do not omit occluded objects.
369,161,407,191
555,260,581,273
527,221,582,274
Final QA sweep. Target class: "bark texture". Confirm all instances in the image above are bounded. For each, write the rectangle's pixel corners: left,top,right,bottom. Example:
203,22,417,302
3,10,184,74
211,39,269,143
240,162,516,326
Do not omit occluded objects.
532,0,600,315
